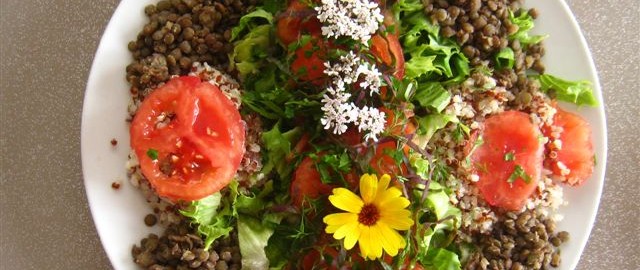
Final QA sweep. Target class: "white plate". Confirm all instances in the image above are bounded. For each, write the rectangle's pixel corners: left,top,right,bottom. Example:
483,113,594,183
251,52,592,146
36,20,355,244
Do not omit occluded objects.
81,1,607,269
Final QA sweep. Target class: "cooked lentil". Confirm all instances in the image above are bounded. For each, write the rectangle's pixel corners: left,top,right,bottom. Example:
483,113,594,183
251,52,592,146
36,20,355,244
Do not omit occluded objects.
144,214,158,227
132,221,241,270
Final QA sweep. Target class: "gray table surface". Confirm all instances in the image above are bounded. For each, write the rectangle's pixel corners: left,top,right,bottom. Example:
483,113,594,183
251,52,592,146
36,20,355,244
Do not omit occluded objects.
1,0,639,269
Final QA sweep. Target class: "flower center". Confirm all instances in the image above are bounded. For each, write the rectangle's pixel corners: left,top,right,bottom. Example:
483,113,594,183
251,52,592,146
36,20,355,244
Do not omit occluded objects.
358,204,380,226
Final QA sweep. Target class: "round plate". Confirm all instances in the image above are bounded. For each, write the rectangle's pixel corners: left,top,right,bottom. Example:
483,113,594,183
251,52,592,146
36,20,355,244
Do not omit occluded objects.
81,1,607,269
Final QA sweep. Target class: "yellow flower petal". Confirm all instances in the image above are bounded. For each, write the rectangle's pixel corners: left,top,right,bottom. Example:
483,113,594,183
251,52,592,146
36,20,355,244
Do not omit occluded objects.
329,188,363,213
325,224,342,234
377,223,406,256
359,174,378,203
358,225,371,259
337,222,361,250
367,225,384,259
379,196,411,210
380,209,414,230
323,213,357,226
377,174,391,195
375,187,403,207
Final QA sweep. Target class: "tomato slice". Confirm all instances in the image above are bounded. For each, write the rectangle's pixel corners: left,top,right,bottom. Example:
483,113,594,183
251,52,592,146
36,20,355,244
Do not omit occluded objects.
276,1,322,46
547,107,594,185
369,141,407,177
371,33,405,80
290,156,333,209
469,111,544,211
130,76,245,201
291,39,327,84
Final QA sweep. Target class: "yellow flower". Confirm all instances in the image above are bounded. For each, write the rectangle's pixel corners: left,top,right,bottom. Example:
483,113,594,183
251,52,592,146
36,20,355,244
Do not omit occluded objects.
323,174,414,260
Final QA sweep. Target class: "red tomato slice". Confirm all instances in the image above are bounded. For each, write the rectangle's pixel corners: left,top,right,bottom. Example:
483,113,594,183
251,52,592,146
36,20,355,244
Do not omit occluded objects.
547,108,594,186
276,1,322,46
290,156,333,209
291,39,327,83
469,111,544,211
369,141,407,177
130,76,245,201
371,33,405,80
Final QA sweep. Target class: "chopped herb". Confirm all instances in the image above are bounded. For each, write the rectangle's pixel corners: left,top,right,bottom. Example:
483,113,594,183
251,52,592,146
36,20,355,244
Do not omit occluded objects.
494,47,515,70
146,148,159,160
507,165,532,184
464,135,484,166
504,151,516,161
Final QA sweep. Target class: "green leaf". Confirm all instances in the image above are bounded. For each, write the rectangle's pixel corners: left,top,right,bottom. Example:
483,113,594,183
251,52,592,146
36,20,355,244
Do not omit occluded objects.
180,191,235,250
238,215,275,270
426,182,461,231
424,248,461,270
405,55,438,79
508,9,548,45
231,24,272,77
494,47,515,70
415,114,459,141
413,82,451,113
231,9,273,41
261,122,302,179
534,74,598,106
507,165,532,184
146,148,158,160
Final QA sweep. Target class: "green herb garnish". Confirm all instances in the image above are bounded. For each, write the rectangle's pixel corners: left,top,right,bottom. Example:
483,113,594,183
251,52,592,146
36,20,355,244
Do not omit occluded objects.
504,151,516,161
146,148,158,160
507,165,532,184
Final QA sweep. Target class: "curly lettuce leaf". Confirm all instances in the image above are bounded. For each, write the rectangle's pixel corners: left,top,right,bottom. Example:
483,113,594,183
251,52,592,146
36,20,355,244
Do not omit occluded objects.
508,9,548,45
179,182,240,249
396,7,469,83
534,74,598,106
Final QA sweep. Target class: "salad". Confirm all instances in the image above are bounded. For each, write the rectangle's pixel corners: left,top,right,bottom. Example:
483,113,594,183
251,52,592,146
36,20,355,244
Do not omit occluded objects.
122,0,598,269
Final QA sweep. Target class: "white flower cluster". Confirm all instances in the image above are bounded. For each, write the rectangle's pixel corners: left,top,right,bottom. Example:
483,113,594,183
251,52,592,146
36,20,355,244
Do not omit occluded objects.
315,0,384,44
320,52,386,141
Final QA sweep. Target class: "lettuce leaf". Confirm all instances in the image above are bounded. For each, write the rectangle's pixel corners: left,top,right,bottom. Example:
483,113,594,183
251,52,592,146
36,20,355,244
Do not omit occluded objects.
231,24,272,77
508,10,548,45
238,215,275,270
494,47,514,70
261,122,302,179
421,248,462,270
180,181,240,249
534,74,598,106
413,82,451,113
415,113,459,141
396,7,469,83
231,9,273,41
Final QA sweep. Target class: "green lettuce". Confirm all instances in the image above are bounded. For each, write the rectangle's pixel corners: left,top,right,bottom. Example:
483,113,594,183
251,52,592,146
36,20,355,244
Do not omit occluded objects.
534,74,598,106
231,24,272,77
261,122,302,180
395,6,469,83
413,82,451,113
238,215,275,270
415,113,459,141
494,47,515,70
508,9,548,45
231,9,273,41
179,182,240,249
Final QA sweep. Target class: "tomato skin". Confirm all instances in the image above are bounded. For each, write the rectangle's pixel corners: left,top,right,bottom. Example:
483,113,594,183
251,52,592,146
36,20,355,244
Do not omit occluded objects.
291,40,327,84
547,108,594,185
371,33,405,80
277,1,322,46
290,156,333,209
369,141,407,177
470,111,543,211
130,76,245,201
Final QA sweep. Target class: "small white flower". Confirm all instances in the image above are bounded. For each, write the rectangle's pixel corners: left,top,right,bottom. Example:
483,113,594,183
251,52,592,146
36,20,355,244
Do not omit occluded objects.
315,0,383,44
